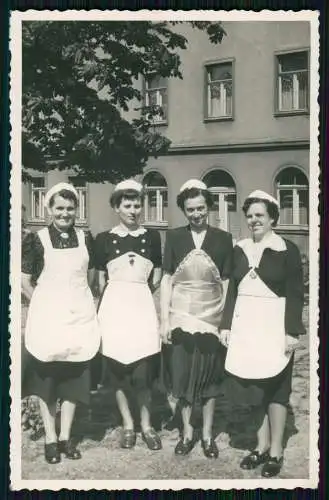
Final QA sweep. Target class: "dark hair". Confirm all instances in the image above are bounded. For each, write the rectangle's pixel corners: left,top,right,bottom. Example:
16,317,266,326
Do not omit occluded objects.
176,187,214,211
49,189,78,208
110,188,144,209
242,197,280,227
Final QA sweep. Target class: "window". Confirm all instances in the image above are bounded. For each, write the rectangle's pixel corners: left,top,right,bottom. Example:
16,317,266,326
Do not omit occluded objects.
143,172,168,225
205,61,233,120
144,75,168,124
68,177,88,224
202,170,238,239
276,50,309,113
30,177,46,220
276,167,309,226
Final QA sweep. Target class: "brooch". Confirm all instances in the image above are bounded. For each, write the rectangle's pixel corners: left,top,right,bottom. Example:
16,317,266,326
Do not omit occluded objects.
60,233,69,240
249,269,257,279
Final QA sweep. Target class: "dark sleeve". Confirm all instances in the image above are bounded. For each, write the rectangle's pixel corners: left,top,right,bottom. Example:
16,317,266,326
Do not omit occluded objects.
93,233,108,271
284,241,306,337
162,231,175,274
149,230,162,268
221,233,234,280
220,245,239,329
22,232,44,276
84,231,95,270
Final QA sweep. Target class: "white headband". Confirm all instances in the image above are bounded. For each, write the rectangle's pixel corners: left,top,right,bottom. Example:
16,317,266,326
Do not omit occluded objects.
114,179,143,192
44,182,78,208
179,179,207,193
247,190,279,206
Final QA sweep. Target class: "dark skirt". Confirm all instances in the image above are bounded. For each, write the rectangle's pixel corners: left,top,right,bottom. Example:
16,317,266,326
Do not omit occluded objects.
222,354,295,408
22,354,91,406
160,328,226,405
103,353,160,392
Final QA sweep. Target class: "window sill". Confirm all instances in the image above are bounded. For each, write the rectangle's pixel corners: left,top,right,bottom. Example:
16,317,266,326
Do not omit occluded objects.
143,221,168,229
27,219,46,225
204,116,234,123
274,110,309,117
276,225,309,234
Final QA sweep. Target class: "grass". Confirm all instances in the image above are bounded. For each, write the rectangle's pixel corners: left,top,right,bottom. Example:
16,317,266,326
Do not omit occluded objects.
20,301,310,481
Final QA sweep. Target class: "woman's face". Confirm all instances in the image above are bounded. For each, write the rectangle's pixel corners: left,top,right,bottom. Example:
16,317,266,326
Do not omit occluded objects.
246,201,274,240
184,194,209,230
115,196,142,228
49,194,77,231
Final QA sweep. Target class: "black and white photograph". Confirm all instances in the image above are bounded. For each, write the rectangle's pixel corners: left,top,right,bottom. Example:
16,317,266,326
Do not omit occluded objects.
10,9,319,490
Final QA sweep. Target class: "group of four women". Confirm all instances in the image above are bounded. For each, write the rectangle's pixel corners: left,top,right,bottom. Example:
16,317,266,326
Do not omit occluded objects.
22,178,305,478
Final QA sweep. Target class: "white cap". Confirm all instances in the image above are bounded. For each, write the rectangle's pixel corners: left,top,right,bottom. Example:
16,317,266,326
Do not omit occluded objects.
114,179,143,192
44,182,78,208
247,189,279,206
179,179,207,193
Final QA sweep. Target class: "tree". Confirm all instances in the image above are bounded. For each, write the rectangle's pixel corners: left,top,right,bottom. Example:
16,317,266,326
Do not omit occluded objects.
22,21,225,183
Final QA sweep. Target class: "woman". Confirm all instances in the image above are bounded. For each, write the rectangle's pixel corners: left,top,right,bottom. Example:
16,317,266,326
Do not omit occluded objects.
95,179,162,451
22,182,100,464
160,179,233,458
220,189,305,478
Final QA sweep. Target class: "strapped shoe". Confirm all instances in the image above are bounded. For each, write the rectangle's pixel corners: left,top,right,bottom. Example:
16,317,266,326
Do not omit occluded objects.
201,438,219,459
261,455,284,478
240,450,270,470
58,439,82,460
120,429,137,449
44,442,61,464
141,428,162,451
174,437,195,456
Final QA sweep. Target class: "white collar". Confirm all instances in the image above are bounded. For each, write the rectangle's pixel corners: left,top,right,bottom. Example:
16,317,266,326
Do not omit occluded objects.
110,225,147,237
237,232,287,252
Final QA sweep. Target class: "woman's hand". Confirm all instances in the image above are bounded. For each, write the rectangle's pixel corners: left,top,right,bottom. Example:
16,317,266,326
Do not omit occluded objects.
285,334,299,356
160,319,172,345
219,329,231,348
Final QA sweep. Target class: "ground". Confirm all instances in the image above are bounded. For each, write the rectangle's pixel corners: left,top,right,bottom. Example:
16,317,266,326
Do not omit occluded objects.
21,302,310,481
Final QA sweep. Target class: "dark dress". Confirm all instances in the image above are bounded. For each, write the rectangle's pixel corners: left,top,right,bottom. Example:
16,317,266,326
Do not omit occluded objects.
94,226,162,392
161,225,233,405
221,234,306,407
22,225,96,406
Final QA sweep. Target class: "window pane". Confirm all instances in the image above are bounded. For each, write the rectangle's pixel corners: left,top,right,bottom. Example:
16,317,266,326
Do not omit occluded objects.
208,81,232,117
278,52,308,72
147,75,167,89
31,177,45,188
277,167,308,186
225,193,237,212
297,71,308,109
298,189,309,225
144,171,167,187
208,63,232,81
279,189,293,224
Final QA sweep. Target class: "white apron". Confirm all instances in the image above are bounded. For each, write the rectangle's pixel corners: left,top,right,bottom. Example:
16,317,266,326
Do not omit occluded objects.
98,252,160,365
25,228,100,362
224,269,290,379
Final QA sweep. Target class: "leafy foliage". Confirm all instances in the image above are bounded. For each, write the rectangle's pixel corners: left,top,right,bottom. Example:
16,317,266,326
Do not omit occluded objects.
22,21,225,182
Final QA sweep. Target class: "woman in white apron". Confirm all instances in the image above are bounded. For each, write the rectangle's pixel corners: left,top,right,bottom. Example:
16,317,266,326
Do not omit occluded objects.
160,180,233,459
22,183,100,464
95,180,162,451
220,190,305,478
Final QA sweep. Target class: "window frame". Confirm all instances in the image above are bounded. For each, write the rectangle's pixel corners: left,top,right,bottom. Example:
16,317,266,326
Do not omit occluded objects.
143,73,168,126
274,47,310,117
29,176,46,222
203,58,235,122
142,172,168,228
68,177,89,226
275,168,309,230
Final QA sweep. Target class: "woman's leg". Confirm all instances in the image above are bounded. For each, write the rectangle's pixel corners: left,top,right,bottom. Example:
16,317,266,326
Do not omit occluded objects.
116,389,134,430
167,393,179,416
202,397,215,440
268,402,287,458
58,400,76,441
181,402,193,440
39,397,57,444
137,389,152,432
255,412,271,453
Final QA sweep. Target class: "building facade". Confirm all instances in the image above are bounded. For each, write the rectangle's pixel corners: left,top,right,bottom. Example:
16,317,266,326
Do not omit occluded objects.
22,21,310,255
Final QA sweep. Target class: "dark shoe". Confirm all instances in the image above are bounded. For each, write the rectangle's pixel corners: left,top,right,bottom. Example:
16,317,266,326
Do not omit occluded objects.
240,450,270,470
201,438,219,459
261,455,284,478
120,429,136,449
44,442,61,464
174,437,195,456
58,439,82,460
141,428,162,451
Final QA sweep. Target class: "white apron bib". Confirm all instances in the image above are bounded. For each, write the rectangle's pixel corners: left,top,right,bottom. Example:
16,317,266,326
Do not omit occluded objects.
25,228,100,362
225,270,290,379
98,252,160,365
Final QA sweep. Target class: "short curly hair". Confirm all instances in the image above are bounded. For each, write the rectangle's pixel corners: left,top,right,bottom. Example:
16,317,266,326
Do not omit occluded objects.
242,197,280,227
110,188,144,209
176,187,214,211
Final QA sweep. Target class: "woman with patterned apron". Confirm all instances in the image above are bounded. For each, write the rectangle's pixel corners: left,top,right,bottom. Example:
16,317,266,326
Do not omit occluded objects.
160,179,233,458
22,183,100,464
95,180,162,451
220,190,305,478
